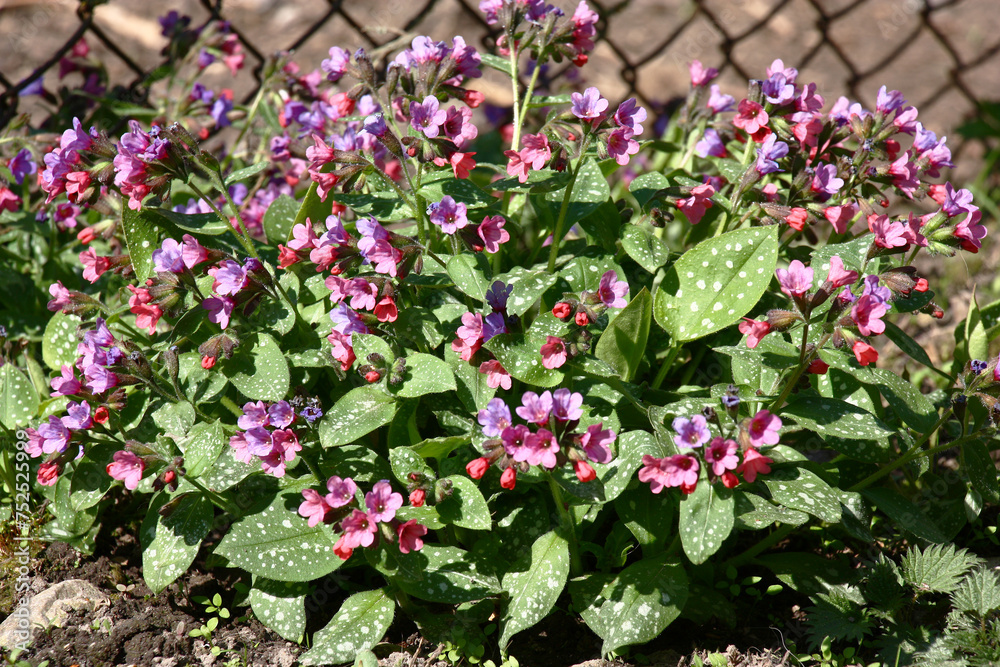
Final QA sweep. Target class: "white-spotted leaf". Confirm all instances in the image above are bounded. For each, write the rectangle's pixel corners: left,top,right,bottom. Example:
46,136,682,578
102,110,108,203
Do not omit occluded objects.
224,333,290,402
299,589,394,666
500,530,570,649
249,577,309,643
140,492,213,594
621,225,671,274
41,311,81,371
0,363,38,429
764,467,843,523
679,479,735,564
320,385,396,447
782,394,893,441
392,353,456,398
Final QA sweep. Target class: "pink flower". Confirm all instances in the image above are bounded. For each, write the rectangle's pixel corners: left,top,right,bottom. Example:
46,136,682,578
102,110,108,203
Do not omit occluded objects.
747,410,782,448
80,248,111,283
338,509,378,551
298,489,332,527
397,519,428,554
638,455,670,493
823,203,858,234
738,447,773,483
328,330,356,371
365,480,403,523
868,214,908,249
738,318,771,349
478,215,510,254
37,461,60,486
127,285,162,335
733,99,769,135
202,295,235,330
607,127,639,166
0,187,23,212
540,336,567,369
228,432,253,464
775,260,813,298
524,429,560,468
504,150,531,183
580,423,615,464
288,221,318,250
50,365,81,397
689,60,718,87
47,281,73,312
665,454,700,488
478,360,512,390
106,451,145,490
520,133,551,169
676,183,715,225
851,295,888,336
597,270,629,309
704,438,739,476
825,256,858,290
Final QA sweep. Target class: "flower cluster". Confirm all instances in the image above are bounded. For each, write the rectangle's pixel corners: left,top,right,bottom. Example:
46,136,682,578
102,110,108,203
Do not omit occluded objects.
544,269,630,369
450,281,517,388
228,400,306,477
467,392,616,488
297,477,428,560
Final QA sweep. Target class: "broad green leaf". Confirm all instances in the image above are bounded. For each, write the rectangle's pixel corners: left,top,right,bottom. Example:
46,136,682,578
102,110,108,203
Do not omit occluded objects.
249,577,309,643
490,169,572,193
50,475,98,540
420,176,496,210
379,544,501,603
757,553,853,596
152,401,196,438
764,467,843,523
147,208,230,236
484,333,564,388
496,267,558,317
394,307,444,350
868,367,937,431
42,311,82,371
883,321,941,372
809,234,872,275
180,420,227,478
177,351,228,403
331,192,412,221
293,181,334,231
678,479,735,564
200,448,258,492
578,199,622,251
500,531,570,648
223,333,290,402
69,445,116,511
121,206,160,281
863,487,950,543
352,333,395,367
602,430,662,502
621,225,671,273
967,290,989,364
411,435,470,460
262,194,299,245
582,554,689,655
628,172,670,210
215,491,342,581
320,385,396,447
781,394,893,441
225,160,270,186
393,353,456,398
299,589,394,666
389,446,434,485
654,226,779,341
964,438,1000,505
479,52,513,76
615,485,677,555
557,252,626,296
436,475,492,530
545,157,610,223
595,288,652,381
454,363,495,413
141,492,214,594
733,489,810,530
322,445,393,484
446,253,491,301
0,363,38,429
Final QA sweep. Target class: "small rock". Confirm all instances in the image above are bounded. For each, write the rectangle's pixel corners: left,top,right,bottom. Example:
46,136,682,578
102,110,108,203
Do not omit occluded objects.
0,579,108,650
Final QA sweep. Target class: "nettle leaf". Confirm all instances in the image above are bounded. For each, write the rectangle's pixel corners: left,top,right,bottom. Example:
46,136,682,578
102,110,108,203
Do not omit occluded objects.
952,566,1000,617
121,206,160,281
628,172,670,210
320,385,396,447
42,311,82,371
447,253,491,302
140,492,213,594
0,363,38,429
249,577,309,643
805,585,872,645
621,225,671,273
299,589,394,666
584,553,689,655
595,287,652,382
435,475,491,530
224,333,290,402
678,479,735,565
393,353,456,398
484,333,564,388
215,491,342,582
180,419,227,479
764,467,842,524
262,194,299,243
654,226,779,341
781,394,893,441
964,438,1000,505
500,530,571,649
496,267,558,317
901,543,981,594
381,544,501,603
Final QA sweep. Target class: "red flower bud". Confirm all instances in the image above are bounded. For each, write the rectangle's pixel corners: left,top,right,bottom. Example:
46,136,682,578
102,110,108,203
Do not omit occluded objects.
365,370,381,383
94,406,110,424
201,355,216,370
552,302,572,319
500,466,517,490
76,226,97,244
915,278,929,292
574,311,589,326
409,488,426,507
807,359,829,375
466,457,490,479
720,472,739,489
573,460,596,483
680,480,698,495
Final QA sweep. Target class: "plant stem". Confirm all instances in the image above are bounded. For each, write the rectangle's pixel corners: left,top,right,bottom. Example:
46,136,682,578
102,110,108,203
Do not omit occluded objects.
513,49,545,152
545,150,587,274
184,475,239,516
651,344,681,390
770,330,830,413
546,472,583,577
722,523,796,570
847,409,956,492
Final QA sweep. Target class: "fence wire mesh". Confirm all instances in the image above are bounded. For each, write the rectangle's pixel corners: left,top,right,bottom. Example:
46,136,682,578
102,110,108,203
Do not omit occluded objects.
1,0,999,165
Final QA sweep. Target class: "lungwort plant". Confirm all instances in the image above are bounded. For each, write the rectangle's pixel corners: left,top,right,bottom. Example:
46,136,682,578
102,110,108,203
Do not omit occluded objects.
0,0,996,663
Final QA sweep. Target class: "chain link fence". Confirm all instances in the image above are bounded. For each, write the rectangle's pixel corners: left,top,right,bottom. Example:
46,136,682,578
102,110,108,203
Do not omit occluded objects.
1,0,999,166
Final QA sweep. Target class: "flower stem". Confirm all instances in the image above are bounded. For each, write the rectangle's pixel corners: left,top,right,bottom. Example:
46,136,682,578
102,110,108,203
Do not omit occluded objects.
546,472,583,577
846,409,956,492
545,150,587,274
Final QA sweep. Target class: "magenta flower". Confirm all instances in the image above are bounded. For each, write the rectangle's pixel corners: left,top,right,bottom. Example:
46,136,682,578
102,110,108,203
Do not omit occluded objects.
106,451,145,490
339,509,378,549
766,59,798,84
540,336,568,369
755,133,788,174
397,519,428,554
346,278,378,311
811,163,843,198
747,410,782,448
775,260,813,298
298,489,332,527
524,428,560,468
868,214,909,249
677,183,715,225
552,389,584,421
47,281,73,312
597,270,629,309
427,196,469,234
456,312,484,349
704,437,739,476
663,454,700,488
688,60,718,87
443,105,478,148
410,96,447,138
238,401,270,431
580,423,615,464
519,132,551,171
607,127,640,166
181,234,210,268
672,415,711,449
80,248,111,283
50,365,81,397
229,432,253,464
322,46,350,82
326,476,358,508
638,455,670,493
570,86,608,120
501,424,531,460
695,128,726,158
478,215,510,253
244,427,273,457
479,360,512,390
517,391,553,424
202,295,235,330
825,256,858,290
706,85,735,114
614,98,647,134
478,398,512,437
851,295,889,336
268,401,295,429
734,99,769,135
365,480,403,523
62,401,92,430
84,365,117,394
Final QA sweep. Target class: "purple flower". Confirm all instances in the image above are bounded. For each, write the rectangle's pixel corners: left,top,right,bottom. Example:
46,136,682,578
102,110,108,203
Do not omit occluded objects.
672,415,711,449
762,73,795,105
941,183,974,218
322,46,350,82
427,196,469,234
410,96,447,138
875,85,906,114
571,86,608,120
330,303,369,338
85,365,117,394
210,96,233,128
775,260,813,298
597,270,628,309
580,423,615,464
356,218,400,276
152,238,185,273
244,427,273,457
551,388,583,421
238,401,270,431
482,312,507,342
755,133,788,175
365,480,403,523
84,318,114,349
50,365,81,397
614,98,646,134
300,406,323,423
326,476,357,508
362,113,388,138
517,391,553,425
695,128,726,158
861,275,891,303
706,85,735,114
212,260,248,296
62,401,92,431
449,35,482,80
442,106,478,149
38,416,71,454
202,296,235,329
9,148,37,185
766,59,798,84
486,281,513,312
811,163,843,198
478,398,512,437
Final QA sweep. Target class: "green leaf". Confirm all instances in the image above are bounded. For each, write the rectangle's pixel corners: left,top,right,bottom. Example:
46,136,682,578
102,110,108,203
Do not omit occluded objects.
527,93,572,108
380,544,501,603
141,492,214,594
225,161,270,186
42,311,81,371
863,487,950,543
215,491,342,582
249,577,309,643
967,290,990,364
964,438,1000,505
679,480,735,565
200,448,258,492
319,385,396,447
628,172,670,210
479,52,513,76
615,485,677,555
393,353,456,398
323,445,393,484
621,225,671,273
764,467,843,524
389,446,434,485
223,333,290,402
69,445,116,511
500,530,571,649
147,208,231,236
447,253,491,302
0,363,39,429
490,169,572,193
332,192,414,221
299,589,394,666
781,394,894,441
484,333,564,388
806,585,872,645
352,333,395,367
544,157,610,224
121,206,160,281
496,267,558,317
867,367,938,431
596,287,652,382
654,226,779,341
582,554,689,655
756,553,853,596
294,180,335,230
952,566,1000,617
436,475,491,530
420,176,496,210
883,321,942,373
179,420,227,479
262,194,299,245
178,352,228,403
733,489,810,531
901,543,981,594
